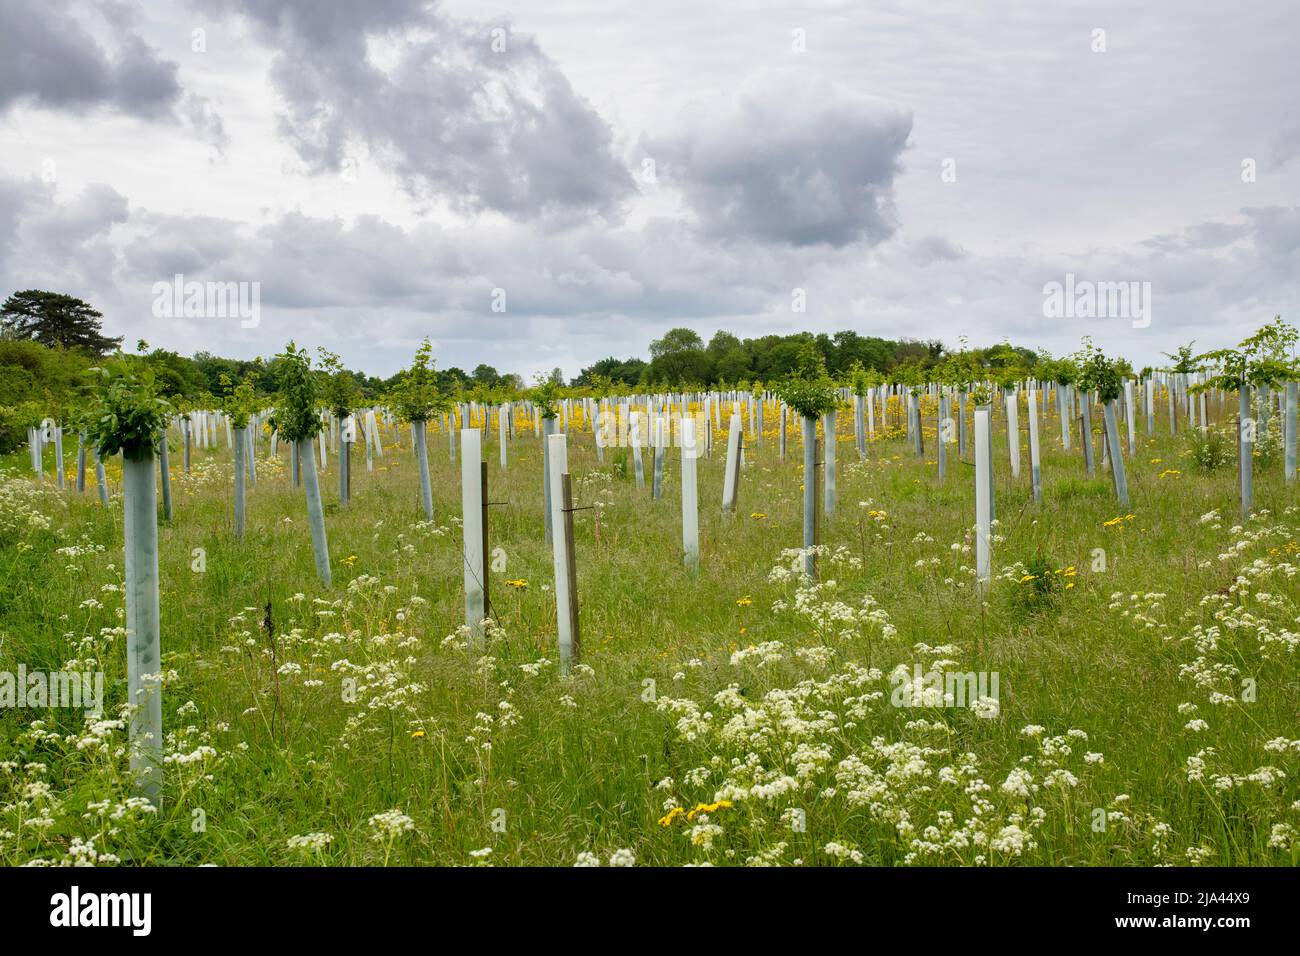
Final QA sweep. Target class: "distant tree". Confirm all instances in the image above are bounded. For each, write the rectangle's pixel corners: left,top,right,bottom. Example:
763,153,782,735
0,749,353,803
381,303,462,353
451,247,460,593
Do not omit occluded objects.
0,290,123,355
472,363,502,388
753,335,814,381
646,328,712,385
141,347,206,398
715,347,752,384
650,327,704,357
572,356,647,387
706,330,742,357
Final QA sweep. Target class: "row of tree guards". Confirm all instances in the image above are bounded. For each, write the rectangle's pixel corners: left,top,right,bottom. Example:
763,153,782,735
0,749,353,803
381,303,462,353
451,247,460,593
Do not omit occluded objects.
31,355,1300,805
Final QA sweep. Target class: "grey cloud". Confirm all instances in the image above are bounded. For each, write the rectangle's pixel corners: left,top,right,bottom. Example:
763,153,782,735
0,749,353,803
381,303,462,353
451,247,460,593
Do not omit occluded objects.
0,0,180,118
202,0,635,225
6,173,1298,378
0,179,43,269
120,213,245,278
644,71,912,247
0,180,129,304
1269,125,1300,170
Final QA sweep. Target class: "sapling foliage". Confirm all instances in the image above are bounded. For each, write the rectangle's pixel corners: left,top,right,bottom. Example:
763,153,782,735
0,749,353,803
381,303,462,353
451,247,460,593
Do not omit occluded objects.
775,346,839,578
83,354,171,804
220,374,258,537
1193,318,1299,518
1076,339,1129,504
275,342,332,585
319,348,358,503
389,339,443,520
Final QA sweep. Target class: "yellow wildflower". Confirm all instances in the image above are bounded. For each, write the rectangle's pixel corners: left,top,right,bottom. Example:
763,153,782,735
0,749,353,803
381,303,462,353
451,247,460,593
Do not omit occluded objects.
686,800,733,821
658,807,685,827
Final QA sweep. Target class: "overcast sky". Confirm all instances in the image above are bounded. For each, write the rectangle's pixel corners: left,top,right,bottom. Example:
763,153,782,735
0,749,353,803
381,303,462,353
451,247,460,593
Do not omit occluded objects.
1,0,1297,379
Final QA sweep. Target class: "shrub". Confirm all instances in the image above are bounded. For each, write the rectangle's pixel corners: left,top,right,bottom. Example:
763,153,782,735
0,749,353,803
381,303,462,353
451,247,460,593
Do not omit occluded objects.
1185,426,1235,473
1009,552,1073,614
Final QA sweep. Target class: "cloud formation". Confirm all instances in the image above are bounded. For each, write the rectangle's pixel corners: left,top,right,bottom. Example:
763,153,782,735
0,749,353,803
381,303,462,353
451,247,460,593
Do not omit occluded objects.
0,0,180,118
646,71,912,247
2,1,1298,378
3,172,1296,377
202,0,635,225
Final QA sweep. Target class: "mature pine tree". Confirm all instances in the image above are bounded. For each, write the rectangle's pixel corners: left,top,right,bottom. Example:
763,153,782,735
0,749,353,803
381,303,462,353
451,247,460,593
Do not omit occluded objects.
0,290,123,355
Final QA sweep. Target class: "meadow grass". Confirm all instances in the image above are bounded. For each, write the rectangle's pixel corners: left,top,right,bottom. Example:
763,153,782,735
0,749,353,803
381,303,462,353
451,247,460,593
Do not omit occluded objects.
1,395,1297,867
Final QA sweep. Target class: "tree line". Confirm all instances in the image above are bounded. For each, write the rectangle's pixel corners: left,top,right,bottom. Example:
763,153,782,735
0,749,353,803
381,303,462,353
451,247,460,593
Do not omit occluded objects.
2,288,1137,455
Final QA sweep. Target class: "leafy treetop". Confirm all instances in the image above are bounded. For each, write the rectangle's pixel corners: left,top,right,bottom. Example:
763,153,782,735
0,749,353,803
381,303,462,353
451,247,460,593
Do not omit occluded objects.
388,339,443,423
219,373,259,430
318,347,359,418
1074,338,1123,404
530,374,562,420
273,342,322,443
82,354,173,459
775,343,840,419
1193,317,1298,393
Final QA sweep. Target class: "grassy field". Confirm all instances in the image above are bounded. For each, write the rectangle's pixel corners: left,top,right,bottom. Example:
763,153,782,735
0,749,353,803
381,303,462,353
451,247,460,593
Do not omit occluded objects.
1,394,1298,867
